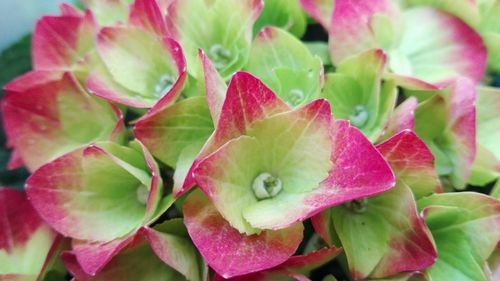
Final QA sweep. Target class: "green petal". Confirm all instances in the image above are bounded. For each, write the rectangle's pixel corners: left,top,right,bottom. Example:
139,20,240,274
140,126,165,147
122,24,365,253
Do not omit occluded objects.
253,0,307,37
246,27,322,107
419,193,500,281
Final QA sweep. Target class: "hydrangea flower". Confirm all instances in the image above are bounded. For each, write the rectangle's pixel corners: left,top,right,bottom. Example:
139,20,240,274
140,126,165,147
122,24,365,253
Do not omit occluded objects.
301,0,487,85
86,0,187,108
188,72,395,234
25,141,172,274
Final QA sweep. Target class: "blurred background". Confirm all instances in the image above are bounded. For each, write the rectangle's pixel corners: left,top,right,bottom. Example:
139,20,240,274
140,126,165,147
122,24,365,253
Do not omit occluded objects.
0,0,76,50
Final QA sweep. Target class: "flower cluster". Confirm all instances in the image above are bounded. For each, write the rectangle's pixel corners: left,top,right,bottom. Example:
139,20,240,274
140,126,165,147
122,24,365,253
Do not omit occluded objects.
1,0,500,280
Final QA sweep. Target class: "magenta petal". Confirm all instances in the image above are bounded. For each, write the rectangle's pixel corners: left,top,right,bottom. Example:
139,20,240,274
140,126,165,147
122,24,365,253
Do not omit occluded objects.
183,190,303,278
129,0,167,36
299,0,333,30
379,97,418,141
377,130,441,198
71,235,135,275
329,0,399,64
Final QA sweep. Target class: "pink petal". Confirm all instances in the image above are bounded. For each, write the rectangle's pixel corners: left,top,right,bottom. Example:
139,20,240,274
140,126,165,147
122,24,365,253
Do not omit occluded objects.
379,97,418,141
129,0,167,36
376,130,441,198
71,235,135,275
183,190,303,278
299,0,334,30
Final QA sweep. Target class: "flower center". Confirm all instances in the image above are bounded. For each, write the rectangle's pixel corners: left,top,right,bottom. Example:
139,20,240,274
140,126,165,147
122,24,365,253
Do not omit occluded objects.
252,172,282,200
349,105,369,128
209,44,232,70
136,184,149,205
289,89,305,106
154,74,175,97
346,198,368,213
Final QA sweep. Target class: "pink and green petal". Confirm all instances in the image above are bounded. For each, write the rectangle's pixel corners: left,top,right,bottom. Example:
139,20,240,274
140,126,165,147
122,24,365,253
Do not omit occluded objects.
328,0,401,64
394,7,486,84
418,193,500,281
93,26,186,107
2,71,124,172
63,234,185,281
331,182,436,279
378,97,417,142
246,27,323,107
32,11,96,74
299,0,334,30
128,0,167,36
178,72,289,197
414,78,477,188
183,190,304,279
0,188,60,279
142,220,202,281
26,142,161,242
376,130,441,198
198,49,227,124
241,120,395,230
71,235,135,275
166,0,262,79
253,0,307,37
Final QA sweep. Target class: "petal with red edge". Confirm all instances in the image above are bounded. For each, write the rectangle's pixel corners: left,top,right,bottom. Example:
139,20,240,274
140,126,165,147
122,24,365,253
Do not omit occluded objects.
378,97,418,141
0,188,59,279
376,130,441,198
242,120,395,230
93,26,186,107
129,0,166,36
331,182,436,279
1,71,124,171
184,190,303,279
299,0,334,30
26,142,162,242
33,12,96,74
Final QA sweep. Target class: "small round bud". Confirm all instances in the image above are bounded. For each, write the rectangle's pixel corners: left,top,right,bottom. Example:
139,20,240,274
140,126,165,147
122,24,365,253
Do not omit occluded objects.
349,105,369,128
252,173,283,200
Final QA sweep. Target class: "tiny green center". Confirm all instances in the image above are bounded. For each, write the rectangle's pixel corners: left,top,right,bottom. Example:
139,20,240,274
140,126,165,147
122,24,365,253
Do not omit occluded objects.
154,74,175,97
209,44,232,70
289,89,305,106
349,105,369,128
136,184,149,205
346,198,368,213
252,172,282,200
